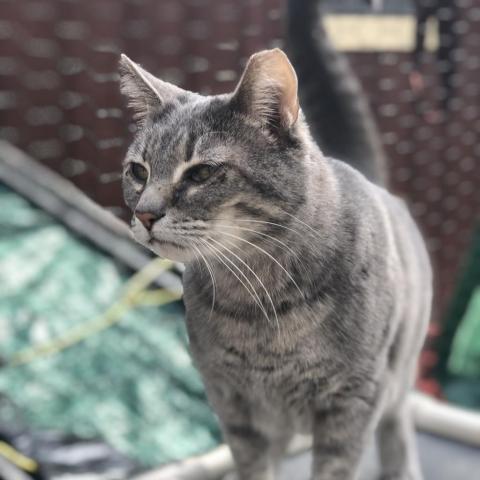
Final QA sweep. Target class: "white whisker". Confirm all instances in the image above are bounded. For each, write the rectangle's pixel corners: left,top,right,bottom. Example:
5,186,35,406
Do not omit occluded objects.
197,238,271,324
217,230,306,301
212,223,299,259
216,218,303,238
278,209,324,242
213,216,320,255
208,236,280,331
192,243,216,321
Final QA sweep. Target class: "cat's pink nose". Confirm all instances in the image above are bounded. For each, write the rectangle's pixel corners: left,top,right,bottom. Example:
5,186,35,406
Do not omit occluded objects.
135,211,157,231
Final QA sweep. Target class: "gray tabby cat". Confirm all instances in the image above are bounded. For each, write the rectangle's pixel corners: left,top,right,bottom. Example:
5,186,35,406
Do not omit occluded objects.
119,48,432,480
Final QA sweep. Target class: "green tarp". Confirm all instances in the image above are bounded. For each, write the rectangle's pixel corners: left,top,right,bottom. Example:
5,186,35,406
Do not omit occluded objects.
444,286,480,409
0,184,220,467
449,288,480,379
437,223,480,410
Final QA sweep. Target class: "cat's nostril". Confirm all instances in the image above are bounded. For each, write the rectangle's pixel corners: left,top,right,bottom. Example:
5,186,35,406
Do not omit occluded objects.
135,211,157,230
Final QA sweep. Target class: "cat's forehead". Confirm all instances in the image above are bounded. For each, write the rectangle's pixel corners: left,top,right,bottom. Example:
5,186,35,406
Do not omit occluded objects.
137,100,235,179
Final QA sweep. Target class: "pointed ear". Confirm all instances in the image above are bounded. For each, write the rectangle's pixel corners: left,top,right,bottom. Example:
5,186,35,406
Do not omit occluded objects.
119,54,190,126
232,49,299,130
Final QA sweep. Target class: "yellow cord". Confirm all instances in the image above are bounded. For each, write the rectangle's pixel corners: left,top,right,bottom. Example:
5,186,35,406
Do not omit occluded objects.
7,258,182,368
0,440,38,472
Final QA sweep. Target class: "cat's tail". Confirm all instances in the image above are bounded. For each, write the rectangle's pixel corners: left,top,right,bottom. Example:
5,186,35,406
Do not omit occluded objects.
286,0,388,186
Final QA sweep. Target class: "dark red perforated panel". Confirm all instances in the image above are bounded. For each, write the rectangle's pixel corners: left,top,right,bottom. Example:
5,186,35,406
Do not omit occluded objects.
0,1,478,385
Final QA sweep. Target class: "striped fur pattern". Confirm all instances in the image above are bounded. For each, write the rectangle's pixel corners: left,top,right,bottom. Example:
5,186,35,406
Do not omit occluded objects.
119,49,432,480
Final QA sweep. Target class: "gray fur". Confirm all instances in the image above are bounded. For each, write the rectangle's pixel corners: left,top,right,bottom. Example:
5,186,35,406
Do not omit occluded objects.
119,50,432,480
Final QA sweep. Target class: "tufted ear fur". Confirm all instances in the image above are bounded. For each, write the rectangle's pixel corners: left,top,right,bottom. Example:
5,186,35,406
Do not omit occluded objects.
232,49,299,131
119,54,190,126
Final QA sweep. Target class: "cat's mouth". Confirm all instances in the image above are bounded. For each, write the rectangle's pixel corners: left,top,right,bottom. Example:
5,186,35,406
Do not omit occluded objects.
130,215,250,263
147,237,186,250
141,235,194,262
130,219,199,262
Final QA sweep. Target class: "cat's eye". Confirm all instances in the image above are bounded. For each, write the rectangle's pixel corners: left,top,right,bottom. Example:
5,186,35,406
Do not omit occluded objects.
186,164,216,183
130,162,148,183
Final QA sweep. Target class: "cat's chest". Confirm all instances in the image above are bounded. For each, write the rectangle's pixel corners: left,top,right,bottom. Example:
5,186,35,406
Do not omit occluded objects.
190,337,327,432
203,343,299,399
185,296,332,384
188,319,333,395
191,332,298,377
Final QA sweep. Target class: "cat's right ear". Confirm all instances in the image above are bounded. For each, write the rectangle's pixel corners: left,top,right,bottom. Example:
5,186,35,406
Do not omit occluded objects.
231,49,299,131
119,54,189,126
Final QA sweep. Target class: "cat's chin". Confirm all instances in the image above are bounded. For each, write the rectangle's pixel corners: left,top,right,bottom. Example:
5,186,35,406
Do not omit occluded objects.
131,226,195,262
144,239,195,263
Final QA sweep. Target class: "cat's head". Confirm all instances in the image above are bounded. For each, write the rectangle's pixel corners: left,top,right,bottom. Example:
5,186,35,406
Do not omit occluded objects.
119,49,308,262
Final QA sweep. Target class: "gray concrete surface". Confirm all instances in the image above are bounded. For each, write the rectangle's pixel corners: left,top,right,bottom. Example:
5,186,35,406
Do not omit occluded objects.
279,432,480,479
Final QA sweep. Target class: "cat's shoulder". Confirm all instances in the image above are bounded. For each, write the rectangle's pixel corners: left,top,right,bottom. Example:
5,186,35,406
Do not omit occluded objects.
326,157,405,209
327,157,384,202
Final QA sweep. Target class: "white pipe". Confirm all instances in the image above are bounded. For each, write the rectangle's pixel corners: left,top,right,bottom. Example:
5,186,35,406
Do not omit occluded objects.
411,391,480,447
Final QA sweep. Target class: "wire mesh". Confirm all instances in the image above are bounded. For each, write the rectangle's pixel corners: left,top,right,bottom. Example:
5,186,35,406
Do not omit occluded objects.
0,0,479,393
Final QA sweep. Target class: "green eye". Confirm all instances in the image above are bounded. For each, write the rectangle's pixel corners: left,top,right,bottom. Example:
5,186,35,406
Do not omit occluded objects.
130,163,148,183
187,164,215,183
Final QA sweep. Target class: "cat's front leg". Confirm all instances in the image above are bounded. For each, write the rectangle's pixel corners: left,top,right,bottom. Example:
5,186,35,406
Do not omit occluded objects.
207,386,275,480
223,421,276,480
311,385,379,480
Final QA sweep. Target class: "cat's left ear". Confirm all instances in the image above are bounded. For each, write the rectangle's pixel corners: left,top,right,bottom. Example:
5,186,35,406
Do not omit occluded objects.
119,54,191,126
231,49,299,130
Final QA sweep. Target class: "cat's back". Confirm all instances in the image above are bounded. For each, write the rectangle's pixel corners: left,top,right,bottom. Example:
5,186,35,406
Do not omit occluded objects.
326,157,432,349
327,156,429,273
